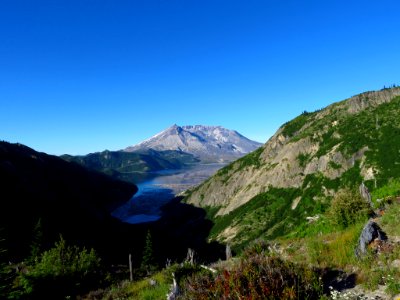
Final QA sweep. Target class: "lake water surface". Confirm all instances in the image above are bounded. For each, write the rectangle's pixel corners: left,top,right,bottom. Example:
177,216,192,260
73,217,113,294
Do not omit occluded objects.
111,163,225,224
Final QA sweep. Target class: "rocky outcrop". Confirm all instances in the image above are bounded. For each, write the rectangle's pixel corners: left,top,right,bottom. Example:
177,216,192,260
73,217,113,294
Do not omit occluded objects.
344,88,400,114
355,220,387,258
359,182,373,208
185,87,400,218
186,134,369,215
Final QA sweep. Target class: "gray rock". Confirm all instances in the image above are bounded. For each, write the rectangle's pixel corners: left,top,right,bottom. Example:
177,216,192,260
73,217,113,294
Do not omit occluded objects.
359,182,373,207
149,279,157,286
355,220,387,258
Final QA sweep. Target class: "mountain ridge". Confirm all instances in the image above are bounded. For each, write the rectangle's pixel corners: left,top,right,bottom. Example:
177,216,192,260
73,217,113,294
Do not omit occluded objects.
184,87,400,247
124,124,262,163
61,148,199,183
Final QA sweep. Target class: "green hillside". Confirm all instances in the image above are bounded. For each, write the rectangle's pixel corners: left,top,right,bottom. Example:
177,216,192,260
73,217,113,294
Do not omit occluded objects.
185,87,400,250
62,148,199,182
3,87,400,298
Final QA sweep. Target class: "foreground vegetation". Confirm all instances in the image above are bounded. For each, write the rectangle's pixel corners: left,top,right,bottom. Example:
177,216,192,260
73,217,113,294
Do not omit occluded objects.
66,181,400,299
2,89,400,298
99,192,399,299
1,176,400,299
186,184,400,299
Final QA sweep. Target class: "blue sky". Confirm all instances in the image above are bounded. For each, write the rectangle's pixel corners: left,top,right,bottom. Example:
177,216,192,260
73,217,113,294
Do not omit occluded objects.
1,0,399,155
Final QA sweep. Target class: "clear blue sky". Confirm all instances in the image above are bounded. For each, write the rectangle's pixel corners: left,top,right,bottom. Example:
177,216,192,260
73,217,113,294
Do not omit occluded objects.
1,0,399,155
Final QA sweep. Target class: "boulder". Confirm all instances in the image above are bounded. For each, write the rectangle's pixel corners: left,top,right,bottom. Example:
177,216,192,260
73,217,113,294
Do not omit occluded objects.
355,220,387,258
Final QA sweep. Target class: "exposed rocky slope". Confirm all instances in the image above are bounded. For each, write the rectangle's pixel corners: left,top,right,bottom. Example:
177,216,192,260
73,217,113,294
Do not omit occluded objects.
125,124,262,163
184,87,400,247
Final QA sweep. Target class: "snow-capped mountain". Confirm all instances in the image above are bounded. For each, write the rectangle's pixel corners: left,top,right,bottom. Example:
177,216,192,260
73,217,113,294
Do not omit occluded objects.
124,125,263,163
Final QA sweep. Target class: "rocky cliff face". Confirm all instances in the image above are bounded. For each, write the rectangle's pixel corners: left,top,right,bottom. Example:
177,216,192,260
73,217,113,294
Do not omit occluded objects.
184,87,400,245
125,125,262,163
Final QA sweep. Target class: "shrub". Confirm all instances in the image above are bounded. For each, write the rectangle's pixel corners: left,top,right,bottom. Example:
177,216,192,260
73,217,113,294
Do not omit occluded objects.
297,153,311,168
241,239,270,258
327,188,372,229
281,112,312,138
18,236,101,298
179,254,322,299
170,262,205,287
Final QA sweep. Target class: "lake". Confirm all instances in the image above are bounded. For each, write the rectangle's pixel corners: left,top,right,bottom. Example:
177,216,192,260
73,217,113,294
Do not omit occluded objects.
111,163,225,224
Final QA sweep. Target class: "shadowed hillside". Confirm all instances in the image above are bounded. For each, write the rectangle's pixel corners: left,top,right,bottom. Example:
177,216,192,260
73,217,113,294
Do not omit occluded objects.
61,148,200,183
0,141,137,260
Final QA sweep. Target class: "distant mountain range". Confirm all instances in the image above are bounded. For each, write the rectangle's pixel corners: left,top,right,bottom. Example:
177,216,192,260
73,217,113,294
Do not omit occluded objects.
62,148,199,183
125,124,263,163
62,125,262,183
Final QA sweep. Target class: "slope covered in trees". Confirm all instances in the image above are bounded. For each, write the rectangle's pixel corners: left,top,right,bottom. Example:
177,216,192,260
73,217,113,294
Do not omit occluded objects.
61,148,199,183
0,142,224,298
0,141,137,260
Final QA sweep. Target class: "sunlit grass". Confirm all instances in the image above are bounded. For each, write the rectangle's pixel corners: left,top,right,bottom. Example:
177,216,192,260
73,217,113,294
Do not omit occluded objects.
306,223,362,269
103,270,171,300
380,201,400,236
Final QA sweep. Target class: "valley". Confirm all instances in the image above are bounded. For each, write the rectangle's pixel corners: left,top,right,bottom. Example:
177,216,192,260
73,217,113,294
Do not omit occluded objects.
2,2,400,298
2,88,400,299
112,163,225,224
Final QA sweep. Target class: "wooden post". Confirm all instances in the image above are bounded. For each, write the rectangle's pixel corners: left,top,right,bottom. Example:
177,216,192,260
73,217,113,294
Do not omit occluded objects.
129,253,133,281
226,244,232,260
186,248,194,265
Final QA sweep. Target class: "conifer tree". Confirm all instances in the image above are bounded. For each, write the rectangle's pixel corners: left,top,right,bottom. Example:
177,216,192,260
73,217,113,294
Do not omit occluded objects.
141,230,155,274
0,228,10,298
29,218,44,263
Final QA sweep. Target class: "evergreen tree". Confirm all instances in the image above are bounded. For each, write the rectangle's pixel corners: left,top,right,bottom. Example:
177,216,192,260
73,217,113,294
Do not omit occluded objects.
0,228,11,298
29,218,44,263
141,230,155,274
0,234,6,297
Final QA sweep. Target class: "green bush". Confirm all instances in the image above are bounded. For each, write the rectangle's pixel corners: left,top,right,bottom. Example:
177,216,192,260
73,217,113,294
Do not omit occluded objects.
297,153,311,168
170,262,206,287
281,111,313,138
18,236,101,298
327,188,372,229
241,239,270,258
